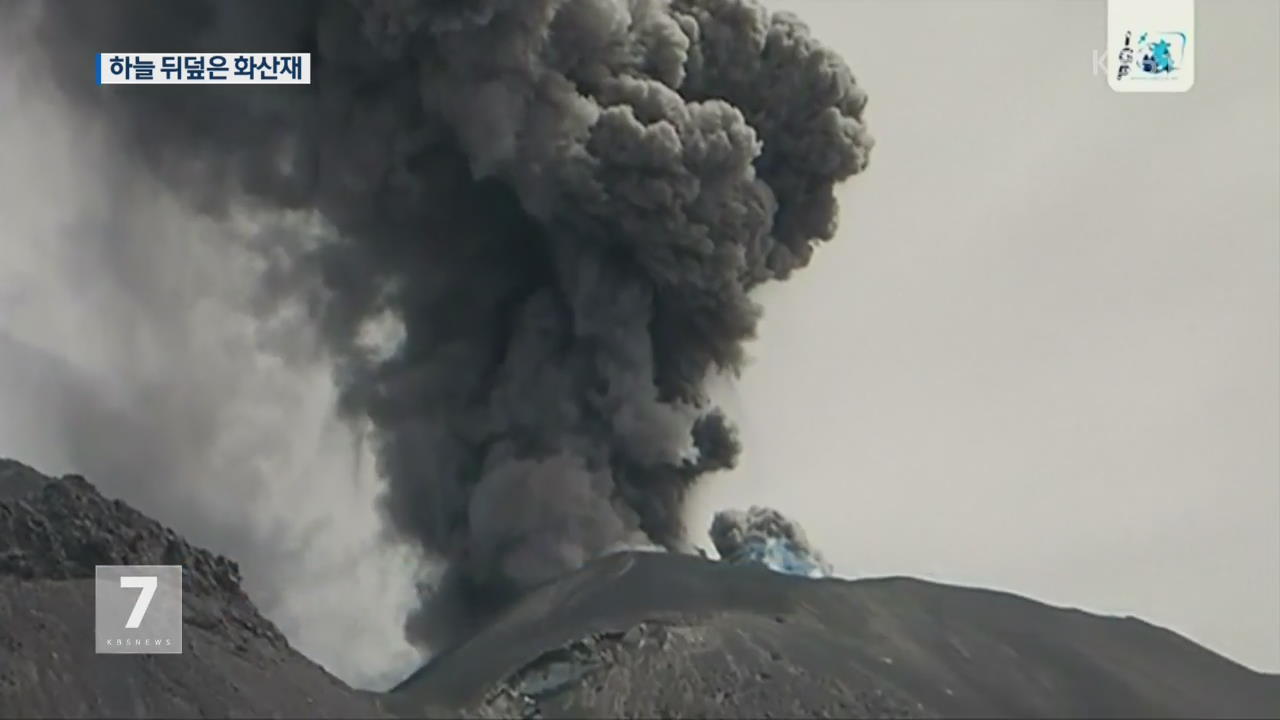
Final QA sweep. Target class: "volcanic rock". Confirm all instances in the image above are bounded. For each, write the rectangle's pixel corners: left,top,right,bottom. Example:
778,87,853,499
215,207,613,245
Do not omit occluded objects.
0,458,388,719
3,458,1278,719
389,540,1280,719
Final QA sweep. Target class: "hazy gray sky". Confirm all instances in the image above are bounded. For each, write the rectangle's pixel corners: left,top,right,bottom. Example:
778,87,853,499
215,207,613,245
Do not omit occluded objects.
0,33,425,688
0,0,1275,690
692,0,1280,673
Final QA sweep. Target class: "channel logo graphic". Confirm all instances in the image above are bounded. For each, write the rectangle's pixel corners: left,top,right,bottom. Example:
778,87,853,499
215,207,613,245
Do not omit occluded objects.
1115,31,1188,81
94,565,183,654
1108,0,1195,92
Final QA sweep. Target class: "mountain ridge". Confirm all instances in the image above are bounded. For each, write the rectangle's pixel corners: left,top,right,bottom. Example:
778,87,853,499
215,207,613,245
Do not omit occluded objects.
2,458,1276,719
0,458,390,719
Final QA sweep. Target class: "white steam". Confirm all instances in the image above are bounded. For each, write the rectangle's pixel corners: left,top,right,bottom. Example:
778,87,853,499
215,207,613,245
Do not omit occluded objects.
0,39,422,690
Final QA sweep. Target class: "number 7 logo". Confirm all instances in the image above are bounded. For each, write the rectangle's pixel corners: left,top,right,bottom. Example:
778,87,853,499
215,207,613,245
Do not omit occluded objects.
119,575,158,628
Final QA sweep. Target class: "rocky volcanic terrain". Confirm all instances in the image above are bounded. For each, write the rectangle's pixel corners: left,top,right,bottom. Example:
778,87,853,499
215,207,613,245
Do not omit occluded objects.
0,459,388,719
2,458,1278,719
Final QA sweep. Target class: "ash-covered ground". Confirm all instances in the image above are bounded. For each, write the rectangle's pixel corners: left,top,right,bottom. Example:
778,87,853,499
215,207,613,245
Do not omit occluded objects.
4,458,1277,719
0,458,389,719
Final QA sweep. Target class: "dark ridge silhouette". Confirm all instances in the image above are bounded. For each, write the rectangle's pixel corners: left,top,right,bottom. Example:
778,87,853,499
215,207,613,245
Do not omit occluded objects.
0,459,389,719
387,551,1280,719
3,459,1276,719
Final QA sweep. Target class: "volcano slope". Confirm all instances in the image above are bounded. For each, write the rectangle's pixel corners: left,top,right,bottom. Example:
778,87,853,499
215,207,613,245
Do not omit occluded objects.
3,458,1278,719
386,548,1280,717
0,459,388,719
387,550,1280,719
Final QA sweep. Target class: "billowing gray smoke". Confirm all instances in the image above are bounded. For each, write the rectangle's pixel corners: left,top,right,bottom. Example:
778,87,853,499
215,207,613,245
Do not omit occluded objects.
711,505,833,576
19,0,871,648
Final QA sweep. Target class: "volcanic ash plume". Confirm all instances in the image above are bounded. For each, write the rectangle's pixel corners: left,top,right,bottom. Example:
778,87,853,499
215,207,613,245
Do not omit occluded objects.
20,0,872,648
710,505,834,577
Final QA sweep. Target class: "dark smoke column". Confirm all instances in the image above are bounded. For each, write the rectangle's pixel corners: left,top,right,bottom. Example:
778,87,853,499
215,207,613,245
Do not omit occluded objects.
21,0,872,650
